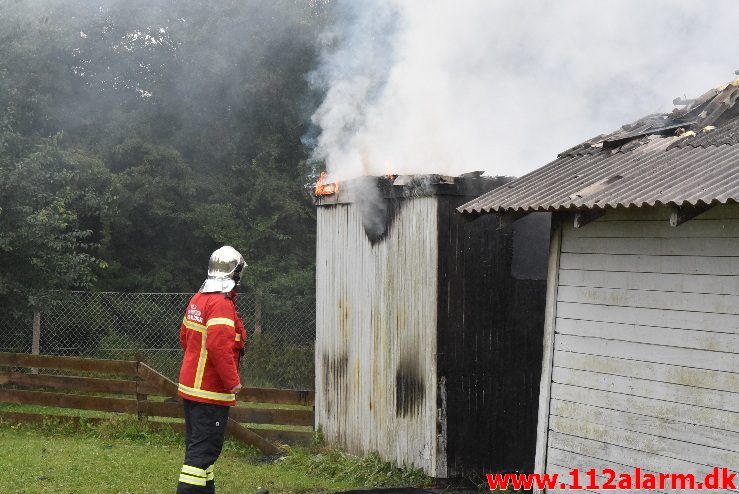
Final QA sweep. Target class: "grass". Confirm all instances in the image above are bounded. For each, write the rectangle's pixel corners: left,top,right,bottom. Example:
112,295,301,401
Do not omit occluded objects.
0,402,314,437
0,414,431,494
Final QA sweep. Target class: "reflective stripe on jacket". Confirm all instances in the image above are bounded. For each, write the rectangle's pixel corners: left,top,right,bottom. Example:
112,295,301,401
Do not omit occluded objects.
178,292,246,406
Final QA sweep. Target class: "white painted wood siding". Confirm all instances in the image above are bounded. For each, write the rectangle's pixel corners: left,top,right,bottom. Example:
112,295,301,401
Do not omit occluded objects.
316,198,442,476
544,205,739,493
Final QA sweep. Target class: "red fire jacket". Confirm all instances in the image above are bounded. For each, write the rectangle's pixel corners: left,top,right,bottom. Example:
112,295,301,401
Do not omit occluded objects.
178,291,246,406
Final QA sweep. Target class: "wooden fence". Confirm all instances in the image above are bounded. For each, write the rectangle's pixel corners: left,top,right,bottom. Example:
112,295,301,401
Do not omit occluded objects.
0,352,315,454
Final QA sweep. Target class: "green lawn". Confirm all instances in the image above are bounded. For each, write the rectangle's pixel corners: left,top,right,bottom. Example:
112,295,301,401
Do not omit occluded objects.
0,416,430,494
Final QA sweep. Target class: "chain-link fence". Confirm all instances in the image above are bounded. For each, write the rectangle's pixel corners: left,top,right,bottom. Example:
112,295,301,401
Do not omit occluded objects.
0,292,315,390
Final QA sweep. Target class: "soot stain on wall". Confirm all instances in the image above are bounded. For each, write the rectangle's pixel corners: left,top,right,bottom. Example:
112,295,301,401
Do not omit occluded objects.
349,176,409,245
361,197,404,245
322,353,348,413
395,358,426,417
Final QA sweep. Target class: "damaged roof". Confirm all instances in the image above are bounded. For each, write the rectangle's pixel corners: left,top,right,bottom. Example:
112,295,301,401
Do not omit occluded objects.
459,78,739,214
316,172,509,206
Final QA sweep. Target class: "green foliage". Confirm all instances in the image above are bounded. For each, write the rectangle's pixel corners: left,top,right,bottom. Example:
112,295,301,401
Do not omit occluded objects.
0,0,324,309
0,135,112,314
98,139,205,292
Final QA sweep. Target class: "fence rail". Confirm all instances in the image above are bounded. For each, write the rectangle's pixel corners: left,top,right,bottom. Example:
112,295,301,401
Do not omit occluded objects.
0,352,315,450
0,291,315,390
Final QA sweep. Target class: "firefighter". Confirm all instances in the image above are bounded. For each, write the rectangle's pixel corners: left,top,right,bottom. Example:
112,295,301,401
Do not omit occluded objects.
176,246,248,494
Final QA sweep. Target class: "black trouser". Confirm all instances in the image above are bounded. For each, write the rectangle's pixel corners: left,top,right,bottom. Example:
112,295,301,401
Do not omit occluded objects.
176,399,230,494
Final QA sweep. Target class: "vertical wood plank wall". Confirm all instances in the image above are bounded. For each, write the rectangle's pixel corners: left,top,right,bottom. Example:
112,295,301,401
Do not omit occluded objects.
438,205,548,476
316,198,442,476
544,205,739,493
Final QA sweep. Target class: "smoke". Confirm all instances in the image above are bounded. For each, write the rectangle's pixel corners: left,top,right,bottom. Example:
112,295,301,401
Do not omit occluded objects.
310,0,739,178
1,0,322,167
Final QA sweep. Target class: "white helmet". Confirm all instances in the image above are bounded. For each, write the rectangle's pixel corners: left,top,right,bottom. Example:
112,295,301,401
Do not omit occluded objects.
199,246,247,293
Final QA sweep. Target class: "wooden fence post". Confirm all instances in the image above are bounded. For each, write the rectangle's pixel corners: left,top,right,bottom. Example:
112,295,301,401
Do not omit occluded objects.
31,311,41,374
134,352,148,421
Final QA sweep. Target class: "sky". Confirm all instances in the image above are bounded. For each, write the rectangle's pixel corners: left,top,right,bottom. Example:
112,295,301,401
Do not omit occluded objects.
309,0,739,179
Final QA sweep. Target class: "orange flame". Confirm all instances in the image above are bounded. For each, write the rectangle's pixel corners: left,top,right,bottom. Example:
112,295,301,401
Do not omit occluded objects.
385,162,397,181
315,171,340,196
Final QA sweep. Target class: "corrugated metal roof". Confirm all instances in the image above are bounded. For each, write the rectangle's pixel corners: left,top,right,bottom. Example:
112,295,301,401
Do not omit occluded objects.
460,80,739,214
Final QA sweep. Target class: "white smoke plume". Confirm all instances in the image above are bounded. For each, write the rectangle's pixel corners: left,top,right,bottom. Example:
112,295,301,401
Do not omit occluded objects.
310,0,739,179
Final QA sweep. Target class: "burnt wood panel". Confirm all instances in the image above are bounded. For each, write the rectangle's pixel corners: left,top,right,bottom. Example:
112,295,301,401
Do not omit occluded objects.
437,197,548,476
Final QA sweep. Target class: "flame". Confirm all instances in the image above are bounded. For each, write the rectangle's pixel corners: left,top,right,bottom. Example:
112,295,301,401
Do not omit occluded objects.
385,161,397,181
314,171,340,196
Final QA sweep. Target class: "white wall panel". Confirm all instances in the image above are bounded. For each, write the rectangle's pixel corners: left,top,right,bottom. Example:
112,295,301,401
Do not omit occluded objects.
543,206,739,484
316,198,442,476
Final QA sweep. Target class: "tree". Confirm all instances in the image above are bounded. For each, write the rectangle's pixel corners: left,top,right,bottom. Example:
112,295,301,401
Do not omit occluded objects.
97,139,205,292
0,134,112,315
0,0,326,312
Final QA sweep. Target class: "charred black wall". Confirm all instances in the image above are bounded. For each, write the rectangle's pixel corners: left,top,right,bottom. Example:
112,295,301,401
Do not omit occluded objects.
436,197,549,476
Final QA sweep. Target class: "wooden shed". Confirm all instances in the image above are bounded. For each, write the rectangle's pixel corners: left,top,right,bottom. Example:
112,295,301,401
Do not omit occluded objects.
315,175,550,477
460,80,739,491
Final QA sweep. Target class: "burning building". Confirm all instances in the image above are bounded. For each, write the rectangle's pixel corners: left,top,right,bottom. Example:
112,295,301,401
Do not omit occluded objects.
315,173,550,477
458,78,739,489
